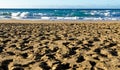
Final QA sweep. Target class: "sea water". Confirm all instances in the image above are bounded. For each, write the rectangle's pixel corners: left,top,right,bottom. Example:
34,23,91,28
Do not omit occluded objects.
0,9,120,20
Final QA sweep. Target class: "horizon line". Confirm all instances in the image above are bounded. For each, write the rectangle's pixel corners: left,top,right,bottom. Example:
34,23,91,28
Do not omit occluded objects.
0,8,120,9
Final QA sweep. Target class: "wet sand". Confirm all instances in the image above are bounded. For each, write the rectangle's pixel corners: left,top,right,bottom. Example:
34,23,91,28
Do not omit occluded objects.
0,20,120,70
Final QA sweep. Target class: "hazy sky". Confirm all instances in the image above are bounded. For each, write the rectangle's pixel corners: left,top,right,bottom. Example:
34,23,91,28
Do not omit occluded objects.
0,0,119,8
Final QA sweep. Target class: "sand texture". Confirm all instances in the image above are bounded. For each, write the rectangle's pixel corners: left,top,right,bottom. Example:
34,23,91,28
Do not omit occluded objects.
0,21,120,70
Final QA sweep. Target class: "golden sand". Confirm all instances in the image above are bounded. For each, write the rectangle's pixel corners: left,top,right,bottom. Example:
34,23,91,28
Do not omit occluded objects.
0,20,120,70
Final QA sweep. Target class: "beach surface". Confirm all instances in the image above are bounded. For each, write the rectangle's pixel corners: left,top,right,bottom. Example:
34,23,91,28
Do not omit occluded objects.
0,20,120,70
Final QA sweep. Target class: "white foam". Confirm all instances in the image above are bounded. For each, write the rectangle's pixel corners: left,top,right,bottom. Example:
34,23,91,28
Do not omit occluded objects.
56,17,64,20
20,12,29,18
90,12,95,15
41,17,51,20
111,18,117,20
0,16,7,19
11,12,20,17
64,17,79,20
104,12,110,16
11,12,21,19
83,17,103,20
90,11,97,15
40,17,80,20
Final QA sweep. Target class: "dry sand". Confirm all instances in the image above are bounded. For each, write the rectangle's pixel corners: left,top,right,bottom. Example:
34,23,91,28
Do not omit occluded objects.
0,20,120,70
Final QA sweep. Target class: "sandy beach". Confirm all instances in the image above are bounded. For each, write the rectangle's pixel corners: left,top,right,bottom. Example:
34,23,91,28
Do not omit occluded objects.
0,20,120,70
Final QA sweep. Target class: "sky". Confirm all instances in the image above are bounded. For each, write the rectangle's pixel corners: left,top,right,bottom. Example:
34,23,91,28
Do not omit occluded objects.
0,0,120,8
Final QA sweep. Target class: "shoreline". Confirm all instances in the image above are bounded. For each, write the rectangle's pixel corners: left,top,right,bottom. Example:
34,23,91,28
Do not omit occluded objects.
0,20,120,24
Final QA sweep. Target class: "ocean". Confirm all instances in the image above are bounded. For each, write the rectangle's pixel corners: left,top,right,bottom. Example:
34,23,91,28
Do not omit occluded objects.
0,9,120,20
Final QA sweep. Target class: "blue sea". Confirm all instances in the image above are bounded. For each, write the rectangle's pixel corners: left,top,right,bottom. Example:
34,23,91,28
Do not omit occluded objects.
0,9,120,20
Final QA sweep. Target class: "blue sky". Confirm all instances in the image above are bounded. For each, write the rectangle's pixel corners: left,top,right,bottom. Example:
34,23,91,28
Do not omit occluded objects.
0,0,119,8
